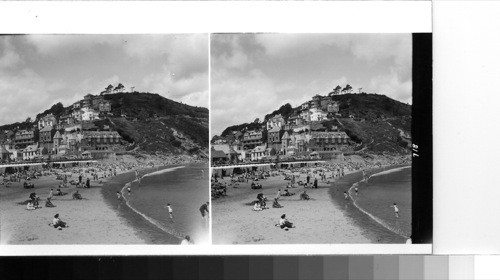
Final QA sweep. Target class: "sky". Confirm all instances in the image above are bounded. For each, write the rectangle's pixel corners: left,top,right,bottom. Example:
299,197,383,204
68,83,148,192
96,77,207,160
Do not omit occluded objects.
211,33,412,136
0,34,208,125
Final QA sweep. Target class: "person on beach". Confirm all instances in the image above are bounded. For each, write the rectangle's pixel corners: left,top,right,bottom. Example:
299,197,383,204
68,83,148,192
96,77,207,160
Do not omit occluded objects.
165,203,174,221
127,186,131,195
300,190,310,200
26,201,35,210
314,178,318,189
200,202,209,220
272,198,283,208
275,189,281,200
355,187,358,195
48,189,54,200
45,198,56,208
391,203,400,218
51,213,68,230
181,235,191,245
72,190,82,200
344,191,349,200
86,178,90,188
79,174,82,184
277,214,295,230
116,191,122,200
253,201,263,211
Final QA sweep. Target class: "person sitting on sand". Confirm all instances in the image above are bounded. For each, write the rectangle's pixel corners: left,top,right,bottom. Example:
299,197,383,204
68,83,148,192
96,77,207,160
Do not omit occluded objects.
253,201,263,211
300,190,310,200
72,191,82,200
181,235,191,245
26,201,35,210
272,198,283,208
283,189,295,196
277,214,295,230
45,198,56,208
55,189,63,196
51,213,68,230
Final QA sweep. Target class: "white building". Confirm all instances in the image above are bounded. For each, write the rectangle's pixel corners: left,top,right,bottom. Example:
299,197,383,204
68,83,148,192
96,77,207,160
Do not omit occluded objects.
81,108,100,121
309,108,328,122
250,145,267,161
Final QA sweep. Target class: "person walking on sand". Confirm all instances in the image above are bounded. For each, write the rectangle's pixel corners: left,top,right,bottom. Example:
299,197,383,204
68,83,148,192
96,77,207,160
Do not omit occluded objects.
165,203,174,221
275,189,281,200
48,189,54,200
391,203,400,218
344,191,349,200
116,191,122,201
355,187,358,195
127,185,131,195
199,202,209,221
313,178,318,189
86,177,90,188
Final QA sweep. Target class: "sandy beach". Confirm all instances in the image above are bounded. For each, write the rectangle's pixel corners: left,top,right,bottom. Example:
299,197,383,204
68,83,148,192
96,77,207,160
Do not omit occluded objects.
212,170,372,244
0,169,145,244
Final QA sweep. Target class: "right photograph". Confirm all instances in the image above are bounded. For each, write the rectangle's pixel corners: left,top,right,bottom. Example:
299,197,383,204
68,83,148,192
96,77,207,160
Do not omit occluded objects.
210,33,431,245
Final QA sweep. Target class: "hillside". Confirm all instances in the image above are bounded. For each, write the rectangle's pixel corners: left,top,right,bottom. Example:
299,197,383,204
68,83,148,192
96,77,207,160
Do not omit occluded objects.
103,92,209,156
0,91,209,158
213,93,411,155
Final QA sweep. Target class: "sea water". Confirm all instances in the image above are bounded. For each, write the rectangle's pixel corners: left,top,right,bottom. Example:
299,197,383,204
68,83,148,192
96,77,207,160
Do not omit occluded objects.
124,164,209,244
351,166,411,239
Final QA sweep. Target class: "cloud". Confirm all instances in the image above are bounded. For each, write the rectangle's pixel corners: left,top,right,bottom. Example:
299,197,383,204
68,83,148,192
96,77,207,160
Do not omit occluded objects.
369,69,412,104
0,37,23,70
141,66,208,108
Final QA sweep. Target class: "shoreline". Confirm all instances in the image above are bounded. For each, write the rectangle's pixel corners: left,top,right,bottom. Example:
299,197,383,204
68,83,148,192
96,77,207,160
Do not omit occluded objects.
330,164,410,244
100,165,184,245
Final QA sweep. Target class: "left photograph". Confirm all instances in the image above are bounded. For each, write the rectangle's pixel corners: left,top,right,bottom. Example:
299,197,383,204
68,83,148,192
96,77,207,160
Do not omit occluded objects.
0,34,210,245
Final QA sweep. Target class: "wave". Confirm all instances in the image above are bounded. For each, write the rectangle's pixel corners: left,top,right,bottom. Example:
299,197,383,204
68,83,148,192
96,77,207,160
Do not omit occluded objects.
368,166,411,178
142,166,185,178
348,168,410,239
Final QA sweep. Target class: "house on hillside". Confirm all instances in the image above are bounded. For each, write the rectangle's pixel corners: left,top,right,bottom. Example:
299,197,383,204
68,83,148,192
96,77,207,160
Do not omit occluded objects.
308,131,350,152
38,114,57,130
309,108,328,122
14,130,35,149
266,115,285,130
80,131,121,151
242,130,263,150
327,102,340,113
211,149,228,165
250,145,267,161
22,144,40,161
81,108,100,121
39,125,56,151
267,126,284,151
82,94,94,108
212,144,239,163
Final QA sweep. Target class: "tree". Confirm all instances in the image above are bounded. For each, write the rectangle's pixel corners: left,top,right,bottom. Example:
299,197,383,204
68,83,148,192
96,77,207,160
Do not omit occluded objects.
343,84,353,94
334,85,342,95
253,118,260,124
25,117,31,123
105,84,114,94
114,83,125,93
